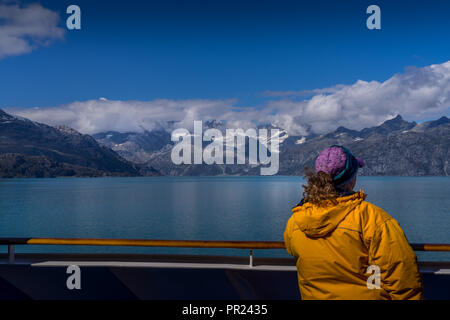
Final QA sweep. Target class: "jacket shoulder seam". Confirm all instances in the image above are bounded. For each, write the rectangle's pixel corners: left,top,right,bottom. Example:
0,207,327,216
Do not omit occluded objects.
336,226,362,234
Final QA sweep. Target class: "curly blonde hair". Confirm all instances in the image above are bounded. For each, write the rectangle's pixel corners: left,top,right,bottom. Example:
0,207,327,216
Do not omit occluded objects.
302,168,338,206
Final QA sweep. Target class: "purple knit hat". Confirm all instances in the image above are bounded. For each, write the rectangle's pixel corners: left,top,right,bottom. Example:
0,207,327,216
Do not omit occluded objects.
315,146,364,187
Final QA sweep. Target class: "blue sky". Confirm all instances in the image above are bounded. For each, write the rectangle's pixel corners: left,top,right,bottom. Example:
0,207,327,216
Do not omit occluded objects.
1,0,449,134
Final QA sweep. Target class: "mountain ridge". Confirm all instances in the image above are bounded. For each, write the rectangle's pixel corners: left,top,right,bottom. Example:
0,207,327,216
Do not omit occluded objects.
92,114,449,176
1,108,448,177
0,109,160,178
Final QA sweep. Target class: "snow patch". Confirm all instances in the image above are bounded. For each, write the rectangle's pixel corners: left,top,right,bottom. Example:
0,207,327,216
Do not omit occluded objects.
295,137,306,144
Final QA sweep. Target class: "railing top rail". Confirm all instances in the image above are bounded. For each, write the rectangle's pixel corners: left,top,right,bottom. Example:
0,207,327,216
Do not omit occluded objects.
0,238,449,251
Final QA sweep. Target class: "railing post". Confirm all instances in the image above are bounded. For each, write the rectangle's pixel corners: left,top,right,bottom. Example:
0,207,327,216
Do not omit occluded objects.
249,249,253,267
8,244,15,264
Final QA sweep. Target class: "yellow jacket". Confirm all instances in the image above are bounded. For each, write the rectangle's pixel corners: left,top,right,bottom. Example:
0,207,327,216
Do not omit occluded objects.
284,191,424,300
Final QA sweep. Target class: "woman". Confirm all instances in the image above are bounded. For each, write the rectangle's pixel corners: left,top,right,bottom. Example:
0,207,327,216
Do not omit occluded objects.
284,145,424,300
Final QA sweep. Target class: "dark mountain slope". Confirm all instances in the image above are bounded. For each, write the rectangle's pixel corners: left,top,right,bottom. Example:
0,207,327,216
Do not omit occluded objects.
0,109,150,177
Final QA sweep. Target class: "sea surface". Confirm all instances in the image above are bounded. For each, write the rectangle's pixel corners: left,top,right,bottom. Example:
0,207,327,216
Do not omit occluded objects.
0,176,448,261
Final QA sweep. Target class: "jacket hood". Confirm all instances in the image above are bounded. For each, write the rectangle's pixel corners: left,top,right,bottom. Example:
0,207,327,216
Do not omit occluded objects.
292,191,366,238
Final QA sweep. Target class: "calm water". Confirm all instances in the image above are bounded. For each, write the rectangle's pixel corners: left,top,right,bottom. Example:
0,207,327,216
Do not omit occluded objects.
0,176,448,261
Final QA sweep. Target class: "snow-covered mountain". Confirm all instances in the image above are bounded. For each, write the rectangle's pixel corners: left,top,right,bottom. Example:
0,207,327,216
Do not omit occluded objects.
93,115,450,176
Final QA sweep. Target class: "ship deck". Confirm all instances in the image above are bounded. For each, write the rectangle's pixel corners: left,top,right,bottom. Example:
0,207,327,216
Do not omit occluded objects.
0,238,448,300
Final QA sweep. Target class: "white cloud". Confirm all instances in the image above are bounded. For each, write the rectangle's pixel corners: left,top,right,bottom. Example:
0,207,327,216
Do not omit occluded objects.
266,61,450,134
6,61,450,135
0,1,64,59
8,98,252,134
